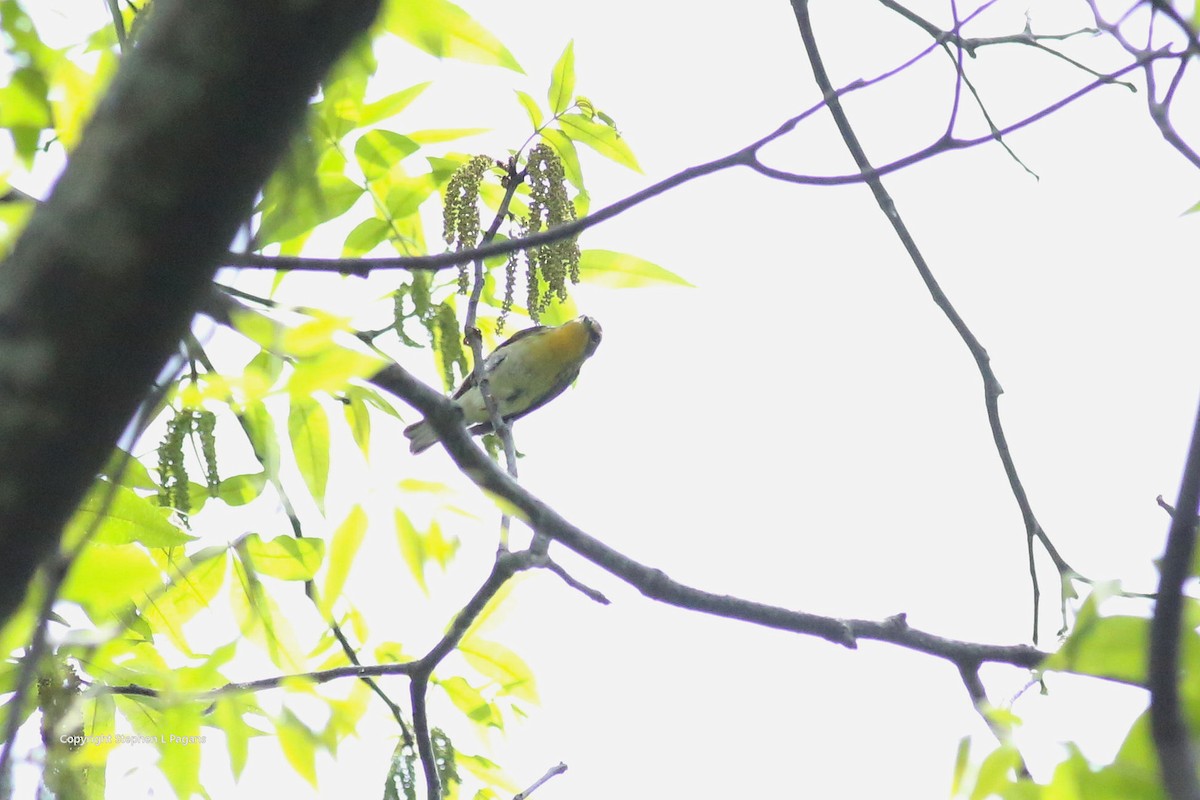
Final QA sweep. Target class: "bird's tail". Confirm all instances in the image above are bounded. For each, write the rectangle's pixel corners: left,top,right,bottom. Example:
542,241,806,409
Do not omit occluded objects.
403,420,439,454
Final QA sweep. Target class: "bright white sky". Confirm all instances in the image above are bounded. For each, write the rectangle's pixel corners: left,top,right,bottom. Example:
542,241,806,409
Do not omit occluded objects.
12,0,1200,798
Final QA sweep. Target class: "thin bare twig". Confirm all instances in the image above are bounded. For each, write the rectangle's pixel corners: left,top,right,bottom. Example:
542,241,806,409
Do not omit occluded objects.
514,762,568,800
788,0,1077,642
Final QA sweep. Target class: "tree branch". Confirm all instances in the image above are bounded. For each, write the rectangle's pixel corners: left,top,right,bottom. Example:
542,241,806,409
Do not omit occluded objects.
368,361,1050,672
1149,392,1200,800
789,0,1080,643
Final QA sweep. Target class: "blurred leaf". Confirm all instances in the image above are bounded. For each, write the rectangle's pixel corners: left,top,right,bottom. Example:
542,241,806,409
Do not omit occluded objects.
0,67,51,129
386,0,524,72
343,216,391,257
356,130,420,184
951,737,971,796
288,397,330,514
142,550,229,637
217,472,268,506
459,639,538,702
100,448,156,491
157,704,203,799
322,505,368,615
343,390,372,454
276,709,319,787
62,544,161,618
407,127,489,144
547,41,575,115
241,534,325,581
578,249,692,288
282,313,353,357
1043,603,1148,686
395,509,430,593
359,82,432,126
288,345,385,397
457,753,519,793
438,676,502,728
213,696,258,780
258,174,364,245
231,560,303,670
385,173,438,219
241,400,281,477
970,743,1021,800
243,350,285,400
347,384,403,419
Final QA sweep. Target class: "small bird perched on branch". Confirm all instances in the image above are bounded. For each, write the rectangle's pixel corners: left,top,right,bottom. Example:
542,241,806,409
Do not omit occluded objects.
404,316,603,454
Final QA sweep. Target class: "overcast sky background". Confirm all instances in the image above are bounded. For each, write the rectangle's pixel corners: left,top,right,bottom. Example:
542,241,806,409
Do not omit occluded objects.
11,0,1200,797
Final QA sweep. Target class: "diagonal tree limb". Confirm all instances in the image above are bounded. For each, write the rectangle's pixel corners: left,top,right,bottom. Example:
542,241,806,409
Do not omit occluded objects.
368,361,1049,672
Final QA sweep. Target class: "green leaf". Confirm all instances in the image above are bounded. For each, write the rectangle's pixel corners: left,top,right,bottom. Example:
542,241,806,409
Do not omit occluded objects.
457,753,519,793
951,737,971,796
288,346,386,397
257,174,365,245
157,704,203,799
1043,593,1151,685
231,559,303,670
558,112,641,172
346,384,402,420
547,41,575,115
359,82,432,127
241,534,325,581
343,216,391,257
385,173,438,219
0,66,52,129
394,511,459,594
142,550,229,634
438,676,503,728
406,127,489,145
459,639,538,702
288,397,331,514
65,482,195,549
243,350,285,400
99,448,156,491
276,709,319,787
79,694,115,798
322,506,368,615
356,130,420,184
217,472,268,506
386,0,524,73
514,90,543,128
578,249,693,288
971,743,1021,800
394,509,430,593
213,696,258,780
282,313,352,357
241,400,281,477
343,390,372,455
62,544,161,618
539,128,584,191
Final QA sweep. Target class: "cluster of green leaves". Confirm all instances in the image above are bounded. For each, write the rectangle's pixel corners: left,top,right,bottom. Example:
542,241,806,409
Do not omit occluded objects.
0,0,689,798
952,585,1200,800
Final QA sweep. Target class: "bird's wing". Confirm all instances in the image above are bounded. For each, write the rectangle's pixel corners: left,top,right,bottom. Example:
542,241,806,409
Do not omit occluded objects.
451,324,547,400
500,364,582,423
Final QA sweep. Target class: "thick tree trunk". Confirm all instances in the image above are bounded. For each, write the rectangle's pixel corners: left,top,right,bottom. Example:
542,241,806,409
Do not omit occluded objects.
0,0,381,624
